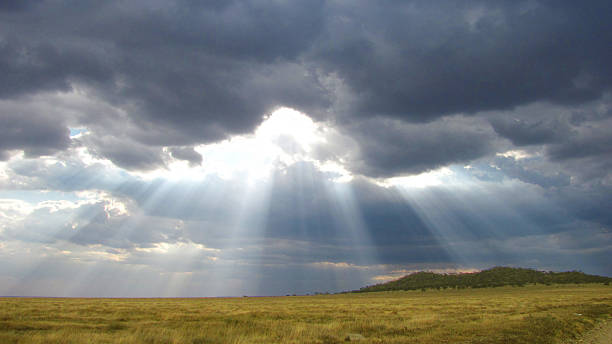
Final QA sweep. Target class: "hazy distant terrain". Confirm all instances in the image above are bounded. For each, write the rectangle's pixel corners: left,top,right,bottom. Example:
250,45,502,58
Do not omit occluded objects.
1,284,610,343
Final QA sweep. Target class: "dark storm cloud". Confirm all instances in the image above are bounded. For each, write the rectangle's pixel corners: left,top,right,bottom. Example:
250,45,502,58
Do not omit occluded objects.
477,96,612,185
0,37,113,98
0,106,70,159
555,184,612,228
2,0,612,173
0,0,329,150
316,0,612,121
547,129,612,161
331,117,496,178
533,114,612,183
490,117,573,146
169,147,202,166
0,0,42,12
80,135,168,171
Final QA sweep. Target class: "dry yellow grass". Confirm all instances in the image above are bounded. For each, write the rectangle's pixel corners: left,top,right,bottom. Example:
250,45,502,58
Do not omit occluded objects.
1,284,610,343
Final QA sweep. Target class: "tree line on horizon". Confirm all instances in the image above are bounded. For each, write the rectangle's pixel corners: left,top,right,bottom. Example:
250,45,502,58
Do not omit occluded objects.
354,267,612,293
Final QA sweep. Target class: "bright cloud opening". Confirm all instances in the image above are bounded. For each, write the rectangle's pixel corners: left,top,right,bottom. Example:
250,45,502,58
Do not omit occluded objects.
150,107,336,182
382,167,454,189
496,150,533,160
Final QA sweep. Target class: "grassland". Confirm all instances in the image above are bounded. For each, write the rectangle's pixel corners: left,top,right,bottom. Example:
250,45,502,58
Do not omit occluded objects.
1,284,611,344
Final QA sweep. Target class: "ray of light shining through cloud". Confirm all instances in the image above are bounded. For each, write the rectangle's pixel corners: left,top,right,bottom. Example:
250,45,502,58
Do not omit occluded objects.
1,1,612,296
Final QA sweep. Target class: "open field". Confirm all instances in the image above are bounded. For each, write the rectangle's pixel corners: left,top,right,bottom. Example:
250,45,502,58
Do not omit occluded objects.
1,284,611,344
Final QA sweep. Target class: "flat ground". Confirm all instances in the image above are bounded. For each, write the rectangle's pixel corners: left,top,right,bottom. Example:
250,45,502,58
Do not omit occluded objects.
1,284,610,344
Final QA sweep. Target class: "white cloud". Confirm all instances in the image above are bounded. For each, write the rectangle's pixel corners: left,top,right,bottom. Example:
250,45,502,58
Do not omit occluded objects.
0,199,35,232
134,107,351,183
496,150,534,160
382,167,454,189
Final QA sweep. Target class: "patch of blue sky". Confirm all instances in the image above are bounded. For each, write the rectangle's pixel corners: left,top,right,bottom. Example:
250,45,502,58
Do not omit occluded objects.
69,128,88,137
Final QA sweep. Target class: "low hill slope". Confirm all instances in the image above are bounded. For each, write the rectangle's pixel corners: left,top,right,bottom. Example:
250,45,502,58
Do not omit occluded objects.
356,267,612,292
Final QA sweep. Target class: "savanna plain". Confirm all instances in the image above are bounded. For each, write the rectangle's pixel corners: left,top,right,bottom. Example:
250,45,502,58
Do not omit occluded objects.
1,284,611,344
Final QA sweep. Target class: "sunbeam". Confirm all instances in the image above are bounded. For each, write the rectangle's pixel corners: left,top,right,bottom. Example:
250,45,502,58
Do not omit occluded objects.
324,181,379,289
393,168,585,271
2,103,611,296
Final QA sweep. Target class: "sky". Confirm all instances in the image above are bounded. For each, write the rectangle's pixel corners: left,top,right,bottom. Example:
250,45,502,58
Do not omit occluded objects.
1,0,611,297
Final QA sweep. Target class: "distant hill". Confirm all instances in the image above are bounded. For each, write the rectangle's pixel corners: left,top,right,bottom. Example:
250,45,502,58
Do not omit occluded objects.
356,267,612,293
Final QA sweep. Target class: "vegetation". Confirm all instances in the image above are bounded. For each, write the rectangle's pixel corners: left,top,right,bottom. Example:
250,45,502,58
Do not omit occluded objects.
1,284,611,343
356,267,612,293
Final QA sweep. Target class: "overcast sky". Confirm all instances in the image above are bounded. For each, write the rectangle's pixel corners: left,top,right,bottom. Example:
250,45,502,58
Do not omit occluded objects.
1,0,611,297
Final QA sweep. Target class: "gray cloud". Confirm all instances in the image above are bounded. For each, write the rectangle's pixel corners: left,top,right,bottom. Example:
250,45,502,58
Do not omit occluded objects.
80,134,168,171
1,1,611,174
548,129,612,161
316,1,612,122
0,103,70,159
480,156,571,189
169,146,202,166
490,117,573,146
0,0,329,149
539,115,612,183
0,0,42,12
0,37,112,98
1,1,612,296
331,116,496,178
2,153,611,296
